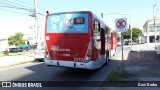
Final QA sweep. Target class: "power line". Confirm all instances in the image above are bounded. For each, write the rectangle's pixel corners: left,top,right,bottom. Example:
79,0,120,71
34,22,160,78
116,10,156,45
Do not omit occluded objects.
0,0,34,9
0,8,29,15
14,0,34,6
13,0,46,13
0,5,45,17
0,0,45,16
38,13,45,16
0,1,33,12
0,5,32,11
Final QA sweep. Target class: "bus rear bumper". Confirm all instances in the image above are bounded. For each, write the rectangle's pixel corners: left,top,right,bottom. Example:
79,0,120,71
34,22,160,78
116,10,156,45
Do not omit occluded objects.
44,58,96,70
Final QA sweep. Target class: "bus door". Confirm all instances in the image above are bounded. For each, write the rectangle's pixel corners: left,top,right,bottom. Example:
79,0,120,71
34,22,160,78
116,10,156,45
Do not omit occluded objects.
104,27,110,54
93,20,101,60
100,28,105,55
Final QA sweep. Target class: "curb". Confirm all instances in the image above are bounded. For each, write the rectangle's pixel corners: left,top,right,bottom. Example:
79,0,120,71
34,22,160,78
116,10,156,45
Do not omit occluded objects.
99,51,130,90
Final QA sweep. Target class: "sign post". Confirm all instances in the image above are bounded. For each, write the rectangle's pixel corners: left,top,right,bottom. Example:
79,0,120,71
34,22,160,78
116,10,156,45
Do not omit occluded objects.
115,18,128,70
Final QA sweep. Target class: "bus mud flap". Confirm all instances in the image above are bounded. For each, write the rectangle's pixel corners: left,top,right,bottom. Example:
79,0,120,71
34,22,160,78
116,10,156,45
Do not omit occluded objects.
57,62,59,66
74,63,76,68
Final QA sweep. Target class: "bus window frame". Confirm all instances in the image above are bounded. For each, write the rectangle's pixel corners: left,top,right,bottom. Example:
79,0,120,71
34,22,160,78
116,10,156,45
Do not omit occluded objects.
93,20,101,42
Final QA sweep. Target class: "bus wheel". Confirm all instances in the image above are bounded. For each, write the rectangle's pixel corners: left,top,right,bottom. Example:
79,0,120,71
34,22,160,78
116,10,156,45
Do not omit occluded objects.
104,51,109,65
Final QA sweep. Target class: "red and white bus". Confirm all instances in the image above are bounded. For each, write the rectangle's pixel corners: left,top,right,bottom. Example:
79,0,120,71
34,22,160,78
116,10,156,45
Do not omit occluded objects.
110,31,118,57
44,11,117,70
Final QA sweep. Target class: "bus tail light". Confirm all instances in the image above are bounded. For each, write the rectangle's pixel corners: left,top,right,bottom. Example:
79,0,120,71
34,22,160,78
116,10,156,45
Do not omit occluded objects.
44,47,48,55
83,38,92,63
44,47,50,60
45,51,48,55
87,49,92,53
87,53,91,57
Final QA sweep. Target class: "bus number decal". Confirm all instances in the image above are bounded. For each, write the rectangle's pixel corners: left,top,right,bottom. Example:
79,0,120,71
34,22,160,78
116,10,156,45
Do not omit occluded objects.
74,58,83,62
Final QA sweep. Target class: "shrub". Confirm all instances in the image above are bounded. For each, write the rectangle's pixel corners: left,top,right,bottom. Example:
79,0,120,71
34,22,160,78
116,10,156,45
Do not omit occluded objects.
107,70,128,81
3,50,9,56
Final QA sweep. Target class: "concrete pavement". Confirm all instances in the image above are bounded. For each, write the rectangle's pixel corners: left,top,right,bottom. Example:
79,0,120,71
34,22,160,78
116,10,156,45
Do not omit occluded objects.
101,43,160,90
0,55,34,69
131,43,156,51
125,44,160,81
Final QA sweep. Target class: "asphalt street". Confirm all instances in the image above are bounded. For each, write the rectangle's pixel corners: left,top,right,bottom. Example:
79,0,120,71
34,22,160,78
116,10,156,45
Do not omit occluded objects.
0,46,125,90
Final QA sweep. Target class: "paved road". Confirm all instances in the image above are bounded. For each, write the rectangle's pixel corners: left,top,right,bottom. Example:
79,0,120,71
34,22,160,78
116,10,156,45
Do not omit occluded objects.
0,48,125,90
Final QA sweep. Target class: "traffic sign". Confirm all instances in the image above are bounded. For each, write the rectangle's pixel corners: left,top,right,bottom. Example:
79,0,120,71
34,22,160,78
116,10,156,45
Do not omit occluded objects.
115,18,128,32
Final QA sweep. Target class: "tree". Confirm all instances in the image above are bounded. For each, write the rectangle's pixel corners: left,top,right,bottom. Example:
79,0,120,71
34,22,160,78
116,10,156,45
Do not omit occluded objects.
8,32,25,46
123,27,142,41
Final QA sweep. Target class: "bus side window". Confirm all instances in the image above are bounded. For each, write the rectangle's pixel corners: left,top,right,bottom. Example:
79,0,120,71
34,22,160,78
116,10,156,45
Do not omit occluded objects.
105,27,110,42
93,20,100,42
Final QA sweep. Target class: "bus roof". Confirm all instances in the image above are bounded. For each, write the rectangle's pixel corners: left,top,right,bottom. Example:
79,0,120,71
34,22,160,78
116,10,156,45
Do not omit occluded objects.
48,11,91,15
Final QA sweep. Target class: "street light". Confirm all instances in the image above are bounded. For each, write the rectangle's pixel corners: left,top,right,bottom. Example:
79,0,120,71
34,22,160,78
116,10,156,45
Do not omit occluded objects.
153,3,159,49
101,13,132,49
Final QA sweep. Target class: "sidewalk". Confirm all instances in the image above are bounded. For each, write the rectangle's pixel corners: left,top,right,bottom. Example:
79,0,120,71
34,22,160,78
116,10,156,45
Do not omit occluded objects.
131,43,156,51
125,44,160,81
0,55,34,69
110,49,130,61
101,44,160,90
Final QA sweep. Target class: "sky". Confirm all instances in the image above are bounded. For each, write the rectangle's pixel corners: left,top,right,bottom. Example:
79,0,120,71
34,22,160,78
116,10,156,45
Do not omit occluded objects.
0,0,159,38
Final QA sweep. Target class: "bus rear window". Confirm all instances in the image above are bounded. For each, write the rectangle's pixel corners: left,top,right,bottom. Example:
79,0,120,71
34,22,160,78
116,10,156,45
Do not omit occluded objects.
47,13,88,33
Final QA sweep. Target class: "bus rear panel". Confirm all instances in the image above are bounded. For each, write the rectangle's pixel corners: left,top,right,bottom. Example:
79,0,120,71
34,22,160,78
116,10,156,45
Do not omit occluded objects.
45,12,96,69
44,11,114,70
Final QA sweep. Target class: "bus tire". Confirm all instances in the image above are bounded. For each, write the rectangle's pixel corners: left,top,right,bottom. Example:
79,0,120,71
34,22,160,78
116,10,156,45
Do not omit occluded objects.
104,51,109,65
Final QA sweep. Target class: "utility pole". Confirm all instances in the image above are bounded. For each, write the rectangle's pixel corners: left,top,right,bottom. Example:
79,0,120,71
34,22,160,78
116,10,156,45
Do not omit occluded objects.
34,0,39,48
153,3,159,49
101,13,103,18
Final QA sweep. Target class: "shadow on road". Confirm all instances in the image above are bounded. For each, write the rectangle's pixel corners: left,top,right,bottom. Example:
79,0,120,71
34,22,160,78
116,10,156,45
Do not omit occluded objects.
10,58,120,82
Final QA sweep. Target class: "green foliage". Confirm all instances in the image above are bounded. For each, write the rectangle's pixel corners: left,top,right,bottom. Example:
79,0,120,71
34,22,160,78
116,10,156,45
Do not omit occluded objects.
0,51,34,57
123,27,142,41
123,29,131,39
3,50,9,56
107,70,128,81
8,32,25,46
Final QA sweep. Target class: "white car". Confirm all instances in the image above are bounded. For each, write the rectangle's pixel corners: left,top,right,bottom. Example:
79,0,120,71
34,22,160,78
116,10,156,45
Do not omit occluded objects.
118,42,121,46
156,44,160,55
34,48,45,61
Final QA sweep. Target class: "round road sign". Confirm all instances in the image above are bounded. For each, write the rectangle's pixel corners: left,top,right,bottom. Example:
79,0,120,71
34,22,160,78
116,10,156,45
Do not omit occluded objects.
116,19,126,29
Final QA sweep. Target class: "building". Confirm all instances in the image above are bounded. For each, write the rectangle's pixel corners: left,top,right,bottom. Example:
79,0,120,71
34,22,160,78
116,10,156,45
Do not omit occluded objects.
29,21,45,45
0,37,9,52
143,18,160,43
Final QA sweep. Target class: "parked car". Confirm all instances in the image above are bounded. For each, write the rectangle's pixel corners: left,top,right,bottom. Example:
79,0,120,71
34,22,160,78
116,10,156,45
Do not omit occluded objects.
9,47,23,53
124,41,129,45
34,42,45,61
19,44,30,51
